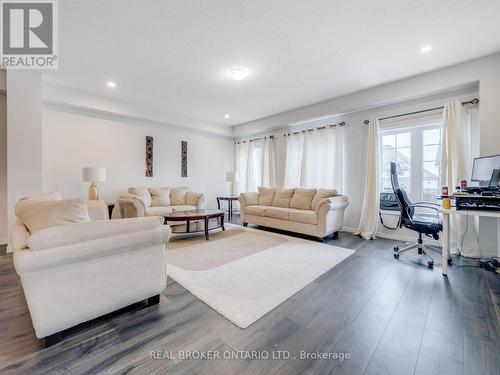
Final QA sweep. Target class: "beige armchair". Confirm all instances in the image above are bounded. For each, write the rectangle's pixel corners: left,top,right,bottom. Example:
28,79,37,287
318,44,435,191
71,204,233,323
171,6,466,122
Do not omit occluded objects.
118,186,205,219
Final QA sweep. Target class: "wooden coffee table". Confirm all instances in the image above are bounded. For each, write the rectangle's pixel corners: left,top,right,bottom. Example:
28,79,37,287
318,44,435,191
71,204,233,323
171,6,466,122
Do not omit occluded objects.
164,209,225,240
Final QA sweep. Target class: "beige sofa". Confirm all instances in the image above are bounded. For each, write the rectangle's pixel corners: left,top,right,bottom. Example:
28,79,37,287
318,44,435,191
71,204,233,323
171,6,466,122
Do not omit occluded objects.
239,187,349,240
11,193,169,346
118,186,205,218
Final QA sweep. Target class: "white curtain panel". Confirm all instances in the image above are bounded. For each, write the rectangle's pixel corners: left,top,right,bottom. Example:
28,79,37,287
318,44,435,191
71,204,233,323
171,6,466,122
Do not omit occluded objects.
440,101,478,256
354,119,380,240
235,141,249,193
235,137,277,193
284,126,343,189
261,137,277,188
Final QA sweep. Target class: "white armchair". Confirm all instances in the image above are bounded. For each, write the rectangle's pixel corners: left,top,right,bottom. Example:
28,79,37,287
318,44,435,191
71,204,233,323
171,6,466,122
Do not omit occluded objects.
11,195,170,346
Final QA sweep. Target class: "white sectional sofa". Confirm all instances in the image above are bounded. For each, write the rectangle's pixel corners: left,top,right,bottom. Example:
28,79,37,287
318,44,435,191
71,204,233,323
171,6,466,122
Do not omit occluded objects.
239,187,349,240
11,193,170,346
118,186,205,218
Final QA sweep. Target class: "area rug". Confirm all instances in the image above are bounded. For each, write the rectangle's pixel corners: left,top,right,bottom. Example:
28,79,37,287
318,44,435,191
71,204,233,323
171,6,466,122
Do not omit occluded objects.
167,224,354,328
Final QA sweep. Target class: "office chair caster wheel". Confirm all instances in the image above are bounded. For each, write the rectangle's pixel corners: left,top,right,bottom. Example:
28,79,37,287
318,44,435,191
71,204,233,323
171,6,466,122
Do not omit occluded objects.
447,258,453,265
393,246,399,252
394,253,400,259
427,260,434,268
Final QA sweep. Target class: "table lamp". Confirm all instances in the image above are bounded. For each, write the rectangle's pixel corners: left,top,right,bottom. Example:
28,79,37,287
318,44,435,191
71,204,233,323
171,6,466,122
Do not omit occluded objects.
226,171,239,195
82,167,106,200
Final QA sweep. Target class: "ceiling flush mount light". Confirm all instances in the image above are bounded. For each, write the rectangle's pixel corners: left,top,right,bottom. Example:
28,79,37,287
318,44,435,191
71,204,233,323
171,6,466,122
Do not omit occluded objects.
227,66,249,81
106,80,117,88
224,114,230,119
420,45,432,54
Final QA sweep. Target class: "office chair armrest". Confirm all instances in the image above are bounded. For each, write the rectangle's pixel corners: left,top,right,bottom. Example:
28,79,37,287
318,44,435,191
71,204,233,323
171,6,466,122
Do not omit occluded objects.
405,204,440,225
412,201,441,207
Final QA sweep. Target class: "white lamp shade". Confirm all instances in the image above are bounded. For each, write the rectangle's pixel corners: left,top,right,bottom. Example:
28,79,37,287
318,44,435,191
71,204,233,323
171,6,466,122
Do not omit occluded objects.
82,167,106,182
226,171,239,182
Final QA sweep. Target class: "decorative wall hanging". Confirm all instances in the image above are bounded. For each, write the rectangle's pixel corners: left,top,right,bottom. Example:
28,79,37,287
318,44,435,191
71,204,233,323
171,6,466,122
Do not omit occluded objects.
145,136,153,177
181,141,187,177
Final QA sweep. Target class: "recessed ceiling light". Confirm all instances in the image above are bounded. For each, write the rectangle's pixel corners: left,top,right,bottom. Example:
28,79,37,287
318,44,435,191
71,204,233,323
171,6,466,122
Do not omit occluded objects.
227,66,249,81
420,45,432,54
107,80,117,88
224,114,230,119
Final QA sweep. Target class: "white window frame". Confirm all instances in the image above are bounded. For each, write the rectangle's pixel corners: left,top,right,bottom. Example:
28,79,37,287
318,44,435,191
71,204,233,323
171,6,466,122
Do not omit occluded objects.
380,121,442,204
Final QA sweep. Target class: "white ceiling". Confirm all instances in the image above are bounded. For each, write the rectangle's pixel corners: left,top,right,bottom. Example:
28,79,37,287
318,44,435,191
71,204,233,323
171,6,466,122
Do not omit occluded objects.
46,0,500,128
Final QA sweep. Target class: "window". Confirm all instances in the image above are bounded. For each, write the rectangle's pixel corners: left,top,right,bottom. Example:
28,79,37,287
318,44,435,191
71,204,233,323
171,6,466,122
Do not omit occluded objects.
381,123,442,203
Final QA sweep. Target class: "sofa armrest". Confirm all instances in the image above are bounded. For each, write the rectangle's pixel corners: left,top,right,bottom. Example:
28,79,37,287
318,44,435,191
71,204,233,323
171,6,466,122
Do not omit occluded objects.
240,192,260,207
27,217,165,251
10,219,30,251
87,200,108,220
119,194,147,218
186,191,205,209
315,195,349,213
15,222,170,274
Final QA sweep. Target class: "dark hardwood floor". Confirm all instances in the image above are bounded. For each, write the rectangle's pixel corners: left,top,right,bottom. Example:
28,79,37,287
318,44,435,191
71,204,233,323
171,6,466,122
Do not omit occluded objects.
0,215,499,375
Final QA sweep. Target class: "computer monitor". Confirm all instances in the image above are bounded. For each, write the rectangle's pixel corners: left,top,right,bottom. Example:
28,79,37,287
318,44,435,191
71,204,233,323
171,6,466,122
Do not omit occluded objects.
471,154,500,184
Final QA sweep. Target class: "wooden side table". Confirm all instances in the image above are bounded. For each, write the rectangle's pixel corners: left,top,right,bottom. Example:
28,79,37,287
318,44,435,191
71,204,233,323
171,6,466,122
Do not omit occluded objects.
216,195,239,219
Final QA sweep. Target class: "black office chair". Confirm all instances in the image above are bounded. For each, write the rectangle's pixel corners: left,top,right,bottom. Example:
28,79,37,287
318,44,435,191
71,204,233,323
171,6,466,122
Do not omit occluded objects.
390,162,450,268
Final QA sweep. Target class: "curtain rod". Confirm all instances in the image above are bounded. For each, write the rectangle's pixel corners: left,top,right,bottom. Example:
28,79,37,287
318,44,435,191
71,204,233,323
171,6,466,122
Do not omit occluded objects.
363,98,479,125
284,121,346,136
234,135,274,144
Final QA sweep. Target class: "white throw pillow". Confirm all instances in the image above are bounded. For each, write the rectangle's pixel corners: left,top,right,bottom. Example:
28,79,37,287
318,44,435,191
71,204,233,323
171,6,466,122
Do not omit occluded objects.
170,187,188,205
149,187,171,207
290,188,317,210
15,199,91,234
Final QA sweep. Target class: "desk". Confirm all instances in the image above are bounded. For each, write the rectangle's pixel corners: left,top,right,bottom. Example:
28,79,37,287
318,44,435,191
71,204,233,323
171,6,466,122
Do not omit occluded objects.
440,207,500,276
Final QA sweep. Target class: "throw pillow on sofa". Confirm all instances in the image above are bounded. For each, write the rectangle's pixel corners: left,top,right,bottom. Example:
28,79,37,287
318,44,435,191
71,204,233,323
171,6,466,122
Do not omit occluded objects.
170,187,188,205
15,198,91,234
272,188,295,208
290,188,317,210
150,187,171,207
258,187,276,206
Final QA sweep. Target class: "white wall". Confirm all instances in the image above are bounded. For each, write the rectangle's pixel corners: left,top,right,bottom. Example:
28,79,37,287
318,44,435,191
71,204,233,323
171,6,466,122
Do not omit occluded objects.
7,71,43,238
0,70,6,244
234,53,500,256
42,108,233,210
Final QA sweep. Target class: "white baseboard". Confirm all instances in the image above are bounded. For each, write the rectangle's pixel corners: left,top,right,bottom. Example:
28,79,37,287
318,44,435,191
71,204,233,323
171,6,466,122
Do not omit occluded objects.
341,226,441,247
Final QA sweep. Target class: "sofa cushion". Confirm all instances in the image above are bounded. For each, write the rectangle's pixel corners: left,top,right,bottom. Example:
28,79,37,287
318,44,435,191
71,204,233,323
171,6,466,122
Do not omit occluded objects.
264,207,290,220
171,205,197,213
186,191,202,206
170,187,188,205
246,205,266,217
129,187,152,207
149,187,171,207
145,206,173,217
311,189,338,210
258,187,276,206
272,188,294,208
289,209,318,225
290,188,317,210
15,199,91,234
